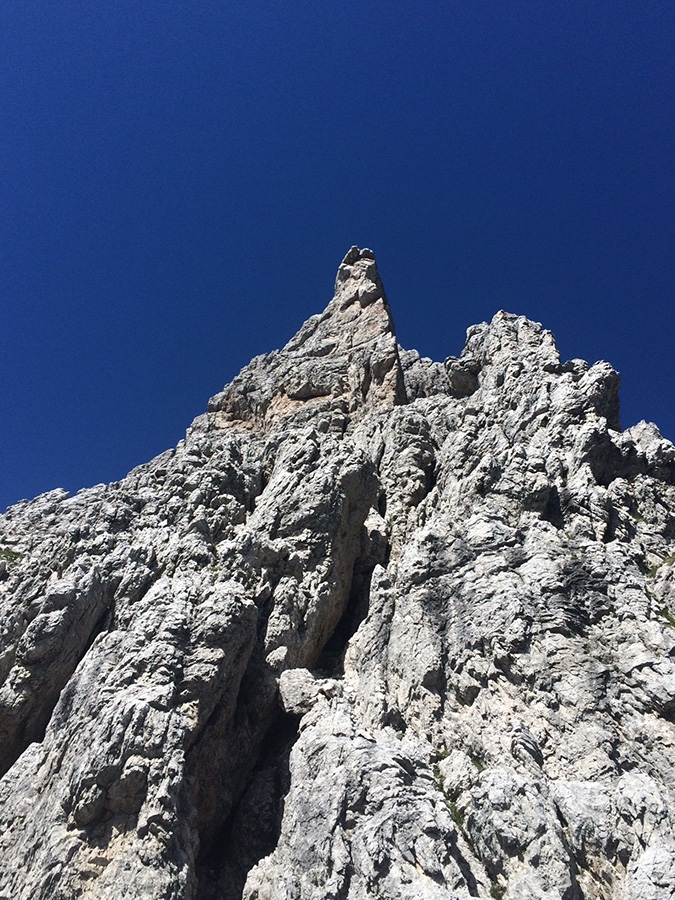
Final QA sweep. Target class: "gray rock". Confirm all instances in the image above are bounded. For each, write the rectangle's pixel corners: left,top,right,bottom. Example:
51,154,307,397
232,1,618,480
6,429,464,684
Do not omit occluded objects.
1,247,675,899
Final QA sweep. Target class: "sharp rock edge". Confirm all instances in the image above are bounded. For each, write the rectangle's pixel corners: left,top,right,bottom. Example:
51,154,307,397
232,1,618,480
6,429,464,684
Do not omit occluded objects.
1,247,675,900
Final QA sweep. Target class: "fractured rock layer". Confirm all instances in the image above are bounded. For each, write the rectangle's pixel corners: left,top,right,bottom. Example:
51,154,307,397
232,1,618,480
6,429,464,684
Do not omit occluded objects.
1,248,675,899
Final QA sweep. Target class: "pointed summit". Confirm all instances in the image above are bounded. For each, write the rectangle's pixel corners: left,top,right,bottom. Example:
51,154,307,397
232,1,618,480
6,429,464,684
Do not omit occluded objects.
334,246,387,308
283,246,395,358
206,248,405,431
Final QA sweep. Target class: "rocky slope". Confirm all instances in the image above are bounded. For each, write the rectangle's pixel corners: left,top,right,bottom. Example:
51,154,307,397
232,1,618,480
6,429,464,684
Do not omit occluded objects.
1,247,675,900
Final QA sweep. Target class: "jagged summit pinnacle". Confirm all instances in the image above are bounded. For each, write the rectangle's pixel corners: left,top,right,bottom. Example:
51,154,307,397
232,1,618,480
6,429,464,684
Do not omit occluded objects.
206,247,404,430
2,249,675,900
286,245,395,353
338,244,374,266
333,245,387,307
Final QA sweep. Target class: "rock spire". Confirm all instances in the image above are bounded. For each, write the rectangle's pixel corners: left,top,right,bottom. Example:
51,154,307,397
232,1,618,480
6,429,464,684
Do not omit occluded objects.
206,246,405,431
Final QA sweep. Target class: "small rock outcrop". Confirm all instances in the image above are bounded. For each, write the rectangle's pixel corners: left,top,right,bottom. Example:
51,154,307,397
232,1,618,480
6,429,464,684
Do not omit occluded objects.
1,248,674,899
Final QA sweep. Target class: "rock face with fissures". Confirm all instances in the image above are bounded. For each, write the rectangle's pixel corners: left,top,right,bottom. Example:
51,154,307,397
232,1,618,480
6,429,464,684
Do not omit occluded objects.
1,247,675,900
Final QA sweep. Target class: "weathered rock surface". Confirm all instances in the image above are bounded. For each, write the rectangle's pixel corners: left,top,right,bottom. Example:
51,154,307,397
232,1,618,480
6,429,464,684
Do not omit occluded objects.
1,247,675,899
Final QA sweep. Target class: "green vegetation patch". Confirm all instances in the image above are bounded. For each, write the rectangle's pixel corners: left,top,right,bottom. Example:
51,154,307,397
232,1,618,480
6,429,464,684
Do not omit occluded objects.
646,552,675,578
470,754,486,772
447,799,465,830
0,547,23,564
489,882,506,900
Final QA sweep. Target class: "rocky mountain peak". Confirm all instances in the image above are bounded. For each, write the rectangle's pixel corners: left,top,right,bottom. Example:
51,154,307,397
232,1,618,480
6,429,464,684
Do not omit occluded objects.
285,245,395,356
333,245,388,309
1,250,675,900
206,247,404,432
464,310,561,371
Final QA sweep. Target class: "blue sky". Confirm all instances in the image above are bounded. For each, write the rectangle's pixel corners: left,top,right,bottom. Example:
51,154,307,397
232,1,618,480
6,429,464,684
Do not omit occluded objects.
1,1,674,510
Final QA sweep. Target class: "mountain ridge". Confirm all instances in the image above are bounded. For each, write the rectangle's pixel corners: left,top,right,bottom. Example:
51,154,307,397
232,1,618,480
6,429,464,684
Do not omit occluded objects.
0,248,674,900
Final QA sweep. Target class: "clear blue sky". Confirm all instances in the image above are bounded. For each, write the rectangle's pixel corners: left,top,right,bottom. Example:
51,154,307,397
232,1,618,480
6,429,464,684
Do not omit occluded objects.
1,1,674,510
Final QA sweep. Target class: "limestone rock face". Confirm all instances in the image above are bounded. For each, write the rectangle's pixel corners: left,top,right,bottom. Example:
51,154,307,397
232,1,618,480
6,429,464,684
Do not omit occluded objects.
1,247,675,900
